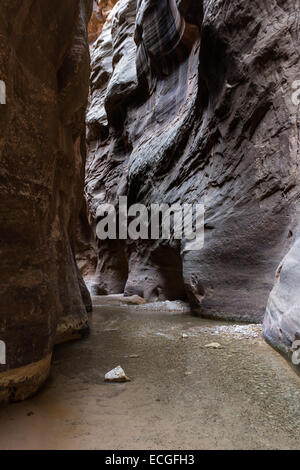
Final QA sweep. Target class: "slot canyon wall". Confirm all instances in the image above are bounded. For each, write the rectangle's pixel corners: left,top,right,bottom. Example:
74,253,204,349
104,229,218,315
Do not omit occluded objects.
0,0,93,402
85,0,300,368
88,0,119,44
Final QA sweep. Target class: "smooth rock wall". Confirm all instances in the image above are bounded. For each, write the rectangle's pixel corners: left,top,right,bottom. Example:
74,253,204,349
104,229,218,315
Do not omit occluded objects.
0,0,93,402
86,1,300,365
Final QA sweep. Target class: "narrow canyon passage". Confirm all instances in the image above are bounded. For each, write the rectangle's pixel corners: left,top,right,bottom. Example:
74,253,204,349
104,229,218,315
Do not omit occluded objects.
1,0,300,452
0,298,300,450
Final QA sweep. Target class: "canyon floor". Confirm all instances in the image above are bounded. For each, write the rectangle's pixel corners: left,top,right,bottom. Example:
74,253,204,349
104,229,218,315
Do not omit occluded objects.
0,299,300,450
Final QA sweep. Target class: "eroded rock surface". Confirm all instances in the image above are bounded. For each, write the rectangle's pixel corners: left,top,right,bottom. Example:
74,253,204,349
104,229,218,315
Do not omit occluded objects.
0,0,93,402
86,0,299,335
88,0,119,43
263,217,300,373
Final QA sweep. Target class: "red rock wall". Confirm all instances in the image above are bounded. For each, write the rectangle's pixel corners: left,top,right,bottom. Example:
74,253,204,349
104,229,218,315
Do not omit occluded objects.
88,0,118,43
0,0,93,402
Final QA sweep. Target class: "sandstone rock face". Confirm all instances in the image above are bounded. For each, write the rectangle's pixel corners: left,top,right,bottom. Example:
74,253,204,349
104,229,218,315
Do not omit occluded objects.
263,218,300,372
86,0,299,335
0,0,93,402
88,0,119,43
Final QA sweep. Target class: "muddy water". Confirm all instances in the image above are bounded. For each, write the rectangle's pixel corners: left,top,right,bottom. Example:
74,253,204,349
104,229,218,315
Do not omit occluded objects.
0,301,300,450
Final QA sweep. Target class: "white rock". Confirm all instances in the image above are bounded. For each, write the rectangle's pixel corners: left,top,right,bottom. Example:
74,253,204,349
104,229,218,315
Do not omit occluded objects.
104,366,131,382
132,300,190,313
182,333,189,339
204,342,222,349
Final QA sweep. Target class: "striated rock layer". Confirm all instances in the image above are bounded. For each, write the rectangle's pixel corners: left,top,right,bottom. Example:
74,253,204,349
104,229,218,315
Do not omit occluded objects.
86,0,300,356
0,0,93,402
88,0,119,43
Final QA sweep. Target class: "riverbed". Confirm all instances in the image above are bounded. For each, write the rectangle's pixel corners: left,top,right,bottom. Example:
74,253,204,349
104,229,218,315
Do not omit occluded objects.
0,299,299,450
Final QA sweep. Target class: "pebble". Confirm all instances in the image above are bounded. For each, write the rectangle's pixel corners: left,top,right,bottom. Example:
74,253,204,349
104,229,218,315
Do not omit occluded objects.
104,366,131,383
204,342,222,349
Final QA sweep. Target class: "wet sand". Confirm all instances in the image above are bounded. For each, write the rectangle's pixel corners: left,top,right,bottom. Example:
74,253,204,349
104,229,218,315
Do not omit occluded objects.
0,300,300,450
